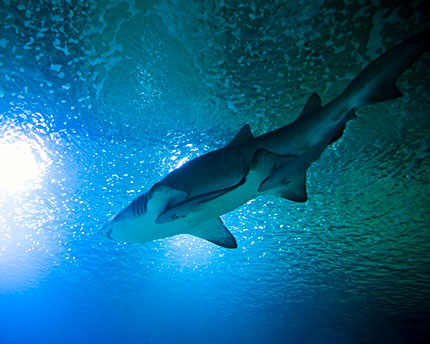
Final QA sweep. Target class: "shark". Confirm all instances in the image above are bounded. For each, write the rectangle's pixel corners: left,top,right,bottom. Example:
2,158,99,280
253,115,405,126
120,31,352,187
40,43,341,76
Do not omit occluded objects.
100,29,429,248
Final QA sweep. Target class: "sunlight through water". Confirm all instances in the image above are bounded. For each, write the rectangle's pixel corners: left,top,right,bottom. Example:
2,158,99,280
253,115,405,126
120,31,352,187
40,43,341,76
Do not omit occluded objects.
0,133,49,194
0,0,429,342
0,121,53,292
0,142,40,192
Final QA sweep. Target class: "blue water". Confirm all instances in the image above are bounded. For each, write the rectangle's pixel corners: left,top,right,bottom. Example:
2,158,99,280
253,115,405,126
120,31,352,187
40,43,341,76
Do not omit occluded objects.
1,1,429,343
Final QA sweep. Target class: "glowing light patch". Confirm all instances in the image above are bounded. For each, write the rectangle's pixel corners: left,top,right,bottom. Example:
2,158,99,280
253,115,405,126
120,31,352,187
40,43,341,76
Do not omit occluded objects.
0,131,53,292
0,139,47,193
167,155,192,172
174,156,190,169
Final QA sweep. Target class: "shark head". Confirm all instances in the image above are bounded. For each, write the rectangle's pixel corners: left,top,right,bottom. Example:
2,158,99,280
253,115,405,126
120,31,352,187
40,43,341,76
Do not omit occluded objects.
98,200,146,243
98,189,186,244
98,184,238,248
98,210,128,242
99,212,154,243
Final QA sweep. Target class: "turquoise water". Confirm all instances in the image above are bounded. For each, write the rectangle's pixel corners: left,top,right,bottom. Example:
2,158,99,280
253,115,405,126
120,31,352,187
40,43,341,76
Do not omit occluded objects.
0,1,429,343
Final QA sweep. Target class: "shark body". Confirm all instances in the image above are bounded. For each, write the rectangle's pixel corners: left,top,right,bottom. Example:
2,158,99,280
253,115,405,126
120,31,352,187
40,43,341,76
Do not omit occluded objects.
100,30,429,248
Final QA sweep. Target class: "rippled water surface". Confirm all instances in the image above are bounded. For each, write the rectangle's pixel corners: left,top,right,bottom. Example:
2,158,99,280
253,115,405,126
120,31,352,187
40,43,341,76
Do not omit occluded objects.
0,1,429,343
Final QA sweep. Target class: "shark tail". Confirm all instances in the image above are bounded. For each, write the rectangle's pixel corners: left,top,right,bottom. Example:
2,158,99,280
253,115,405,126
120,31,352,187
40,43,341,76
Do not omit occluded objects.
342,29,429,108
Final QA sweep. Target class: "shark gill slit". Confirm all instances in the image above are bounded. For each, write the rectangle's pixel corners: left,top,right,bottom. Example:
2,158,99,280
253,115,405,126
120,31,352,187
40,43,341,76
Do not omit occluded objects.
143,193,148,212
132,199,136,217
139,194,143,215
138,195,142,216
133,193,147,217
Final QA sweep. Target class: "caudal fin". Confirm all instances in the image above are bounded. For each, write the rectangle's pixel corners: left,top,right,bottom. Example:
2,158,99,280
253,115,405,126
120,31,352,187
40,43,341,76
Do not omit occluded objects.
342,29,429,107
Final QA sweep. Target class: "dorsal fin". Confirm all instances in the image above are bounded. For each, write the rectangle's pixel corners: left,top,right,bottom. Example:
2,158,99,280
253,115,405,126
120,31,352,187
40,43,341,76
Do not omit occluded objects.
298,93,322,120
227,124,253,147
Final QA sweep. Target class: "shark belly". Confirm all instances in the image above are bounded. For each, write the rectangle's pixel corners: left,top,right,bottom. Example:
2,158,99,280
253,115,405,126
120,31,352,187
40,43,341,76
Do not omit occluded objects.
101,172,263,244
184,173,261,222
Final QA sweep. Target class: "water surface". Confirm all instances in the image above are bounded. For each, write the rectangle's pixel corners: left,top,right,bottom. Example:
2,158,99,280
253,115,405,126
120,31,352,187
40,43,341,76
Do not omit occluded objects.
0,1,429,343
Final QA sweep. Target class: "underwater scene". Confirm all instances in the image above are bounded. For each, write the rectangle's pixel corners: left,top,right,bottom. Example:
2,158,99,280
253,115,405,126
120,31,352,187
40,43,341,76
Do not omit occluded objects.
0,0,429,343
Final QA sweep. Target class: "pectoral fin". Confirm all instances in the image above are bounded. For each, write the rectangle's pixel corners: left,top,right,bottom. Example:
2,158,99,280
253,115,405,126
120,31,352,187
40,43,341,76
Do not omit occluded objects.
156,177,246,224
147,183,188,215
189,217,237,248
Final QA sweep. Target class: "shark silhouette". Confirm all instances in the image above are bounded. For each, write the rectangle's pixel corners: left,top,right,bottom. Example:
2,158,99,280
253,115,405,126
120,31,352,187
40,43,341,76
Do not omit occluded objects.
100,29,429,248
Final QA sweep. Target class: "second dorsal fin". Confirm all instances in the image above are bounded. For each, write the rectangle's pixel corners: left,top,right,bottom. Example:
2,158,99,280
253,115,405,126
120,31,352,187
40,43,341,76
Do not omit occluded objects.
298,93,322,120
